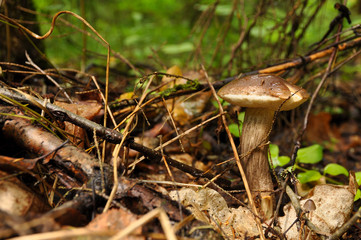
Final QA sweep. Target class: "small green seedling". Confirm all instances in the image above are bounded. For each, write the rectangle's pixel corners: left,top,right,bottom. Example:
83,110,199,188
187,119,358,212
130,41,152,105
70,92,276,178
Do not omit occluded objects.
354,172,361,201
269,143,290,167
269,143,323,169
296,144,323,164
297,170,322,184
228,112,245,138
270,143,360,201
323,163,349,177
211,96,229,109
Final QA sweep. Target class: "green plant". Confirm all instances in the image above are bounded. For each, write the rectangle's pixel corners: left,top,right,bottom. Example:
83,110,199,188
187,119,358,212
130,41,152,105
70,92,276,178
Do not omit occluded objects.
355,172,361,201
212,98,242,137
269,143,360,200
228,112,245,138
269,144,290,167
211,96,229,109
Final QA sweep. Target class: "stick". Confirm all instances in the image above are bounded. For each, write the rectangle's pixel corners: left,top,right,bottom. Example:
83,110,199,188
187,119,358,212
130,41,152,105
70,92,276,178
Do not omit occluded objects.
0,87,230,187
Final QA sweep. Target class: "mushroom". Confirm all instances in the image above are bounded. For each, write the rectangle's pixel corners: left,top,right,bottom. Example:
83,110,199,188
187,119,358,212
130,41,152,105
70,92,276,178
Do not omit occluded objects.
303,199,316,217
217,74,309,219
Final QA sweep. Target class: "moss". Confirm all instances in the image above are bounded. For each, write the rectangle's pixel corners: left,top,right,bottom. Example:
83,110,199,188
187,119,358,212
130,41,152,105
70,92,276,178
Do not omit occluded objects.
159,79,200,97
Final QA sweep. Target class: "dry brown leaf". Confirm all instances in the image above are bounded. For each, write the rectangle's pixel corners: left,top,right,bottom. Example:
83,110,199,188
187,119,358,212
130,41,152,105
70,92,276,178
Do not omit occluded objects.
169,188,259,239
87,208,142,240
55,101,102,147
305,112,340,145
279,178,356,239
0,170,49,216
160,65,185,91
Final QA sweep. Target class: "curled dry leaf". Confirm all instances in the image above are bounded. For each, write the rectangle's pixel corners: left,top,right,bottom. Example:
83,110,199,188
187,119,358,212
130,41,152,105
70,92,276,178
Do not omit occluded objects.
169,188,259,239
279,175,357,239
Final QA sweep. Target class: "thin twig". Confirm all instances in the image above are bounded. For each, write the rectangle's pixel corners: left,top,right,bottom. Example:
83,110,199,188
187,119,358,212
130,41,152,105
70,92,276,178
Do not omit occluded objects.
285,185,320,234
110,35,361,111
202,65,266,240
104,76,155,212
0,86,230,187
25,52,73,103
161,97,185,152
291,15,343,166
110,208,177,240
128,112,222,169
328,207,361,240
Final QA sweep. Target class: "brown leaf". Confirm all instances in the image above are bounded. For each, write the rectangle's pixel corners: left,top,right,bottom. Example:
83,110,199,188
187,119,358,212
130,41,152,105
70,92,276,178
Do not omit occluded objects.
55,101,102,147
87,208,141,240
305,112,340,144
0,170,50,216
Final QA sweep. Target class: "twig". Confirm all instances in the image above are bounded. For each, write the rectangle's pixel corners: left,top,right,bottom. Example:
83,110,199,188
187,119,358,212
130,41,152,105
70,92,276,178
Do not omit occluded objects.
24,52,73,103
202,66,266,240
129,141,230,187
291,14,343,166
161,97,184,152
328,207,361,240
110,35,361,111
0,86,230,187
0,86,122,141
104,75,154,212
227,0,264,73
110,208,177,240
272,178,288,227
127,112,230,186
285,185,320,234
0,10,112,168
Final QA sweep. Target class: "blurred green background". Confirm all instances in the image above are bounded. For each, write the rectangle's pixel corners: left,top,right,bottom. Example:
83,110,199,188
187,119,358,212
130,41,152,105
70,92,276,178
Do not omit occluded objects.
33,0,361,76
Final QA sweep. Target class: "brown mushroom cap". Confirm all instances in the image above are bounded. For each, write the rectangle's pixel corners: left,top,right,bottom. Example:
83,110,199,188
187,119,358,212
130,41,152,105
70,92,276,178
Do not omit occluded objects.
218,74,309,111
303,199,316,212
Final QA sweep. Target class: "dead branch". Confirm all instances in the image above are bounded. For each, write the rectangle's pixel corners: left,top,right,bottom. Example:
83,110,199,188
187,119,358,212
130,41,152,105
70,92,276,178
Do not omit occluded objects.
0,107,108,189
0,86,122,143
328,207,361,240
285,185,321,234
109,34,361,110
0,87,230,187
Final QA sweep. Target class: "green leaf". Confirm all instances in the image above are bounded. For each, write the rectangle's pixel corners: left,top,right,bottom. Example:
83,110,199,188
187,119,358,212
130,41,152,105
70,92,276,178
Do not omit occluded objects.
355,172,361,186
227,112,245,138
355,189,361,201
278,156,291,166
269,144,279,161
269,144,290,167
211,97,229,109
236,112,244,133
297,170,322,184
228,123,240,137
238,111,245,121
296,144,323,164
323,163,349,177
269,144,280,167
162,42,194,54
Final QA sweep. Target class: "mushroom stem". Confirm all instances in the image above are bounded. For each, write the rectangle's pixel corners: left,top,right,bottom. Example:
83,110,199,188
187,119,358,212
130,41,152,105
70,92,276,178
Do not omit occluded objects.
240,108,274,219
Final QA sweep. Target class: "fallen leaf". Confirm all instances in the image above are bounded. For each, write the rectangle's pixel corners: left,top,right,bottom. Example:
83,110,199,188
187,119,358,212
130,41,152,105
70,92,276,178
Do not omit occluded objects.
55,101,102,147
